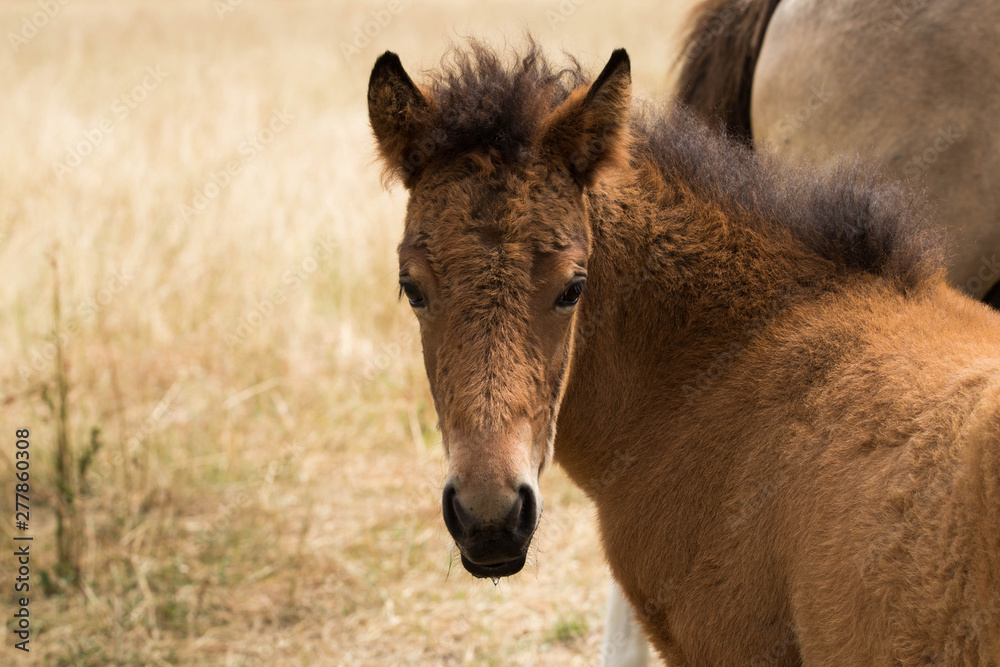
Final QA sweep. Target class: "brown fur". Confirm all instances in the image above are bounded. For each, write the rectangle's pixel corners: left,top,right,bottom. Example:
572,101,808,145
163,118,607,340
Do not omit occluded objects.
369,42,1000,664
675,0,782,143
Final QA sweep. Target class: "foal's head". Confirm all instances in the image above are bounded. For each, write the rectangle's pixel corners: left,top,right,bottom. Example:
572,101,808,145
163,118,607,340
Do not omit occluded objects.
368,45,631,578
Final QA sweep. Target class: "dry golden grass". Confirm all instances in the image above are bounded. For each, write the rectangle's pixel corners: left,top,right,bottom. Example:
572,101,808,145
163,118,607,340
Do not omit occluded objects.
0,1,696,664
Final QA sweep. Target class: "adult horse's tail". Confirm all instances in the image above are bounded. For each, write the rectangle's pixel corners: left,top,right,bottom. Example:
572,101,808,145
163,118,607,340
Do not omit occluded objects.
675,0,783,144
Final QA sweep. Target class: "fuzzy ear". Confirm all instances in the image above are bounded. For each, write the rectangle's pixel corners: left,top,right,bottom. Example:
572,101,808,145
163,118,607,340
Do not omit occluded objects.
368,51,431,187
540,49,632,187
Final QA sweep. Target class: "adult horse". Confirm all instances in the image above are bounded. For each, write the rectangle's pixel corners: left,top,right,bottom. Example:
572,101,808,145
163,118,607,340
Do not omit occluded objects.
679,0,1000,303
608,2,1000,660
369,43,1000,663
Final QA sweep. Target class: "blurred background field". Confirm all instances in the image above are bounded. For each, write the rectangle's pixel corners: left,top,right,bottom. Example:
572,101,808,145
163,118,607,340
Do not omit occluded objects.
0,1,695,664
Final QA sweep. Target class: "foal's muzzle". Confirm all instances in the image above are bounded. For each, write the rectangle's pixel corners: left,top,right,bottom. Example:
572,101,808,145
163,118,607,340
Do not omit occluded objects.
442,480,540,578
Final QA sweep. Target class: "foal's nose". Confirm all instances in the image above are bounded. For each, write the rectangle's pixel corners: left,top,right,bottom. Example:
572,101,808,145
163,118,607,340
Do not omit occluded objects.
442,479,540,577
442,481,537,539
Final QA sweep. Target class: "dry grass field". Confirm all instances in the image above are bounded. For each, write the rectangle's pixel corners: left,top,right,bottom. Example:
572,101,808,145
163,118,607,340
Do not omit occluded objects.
0,1,696,664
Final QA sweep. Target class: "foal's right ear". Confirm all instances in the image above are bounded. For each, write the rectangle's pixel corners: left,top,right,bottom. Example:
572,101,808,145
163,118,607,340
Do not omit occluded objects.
368,51,431,187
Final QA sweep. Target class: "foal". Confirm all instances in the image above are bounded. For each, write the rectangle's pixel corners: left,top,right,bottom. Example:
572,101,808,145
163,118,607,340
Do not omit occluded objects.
369,43,1000,664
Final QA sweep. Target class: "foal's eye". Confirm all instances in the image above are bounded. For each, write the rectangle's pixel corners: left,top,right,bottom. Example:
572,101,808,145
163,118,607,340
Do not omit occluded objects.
398,279,426,308
555,278,586,309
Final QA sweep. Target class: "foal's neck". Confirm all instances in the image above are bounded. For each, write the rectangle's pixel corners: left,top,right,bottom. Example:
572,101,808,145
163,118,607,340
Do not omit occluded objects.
554,159,822,494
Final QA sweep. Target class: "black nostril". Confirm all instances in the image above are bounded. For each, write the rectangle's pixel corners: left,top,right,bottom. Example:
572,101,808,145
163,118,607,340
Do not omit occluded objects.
513,484,538,540
442,482,466,540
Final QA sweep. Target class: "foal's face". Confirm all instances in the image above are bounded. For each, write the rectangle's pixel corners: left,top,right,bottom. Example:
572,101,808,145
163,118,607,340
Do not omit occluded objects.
398,167,589,577
368,47,631,578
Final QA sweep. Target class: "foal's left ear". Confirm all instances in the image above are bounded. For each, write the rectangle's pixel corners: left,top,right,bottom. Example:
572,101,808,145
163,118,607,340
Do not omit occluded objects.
368,51,431,187
540,49,632,188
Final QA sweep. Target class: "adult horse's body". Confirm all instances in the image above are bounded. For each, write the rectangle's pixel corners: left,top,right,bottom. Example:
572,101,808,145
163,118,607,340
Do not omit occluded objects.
679,0,1000,302
369,43,1000,664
